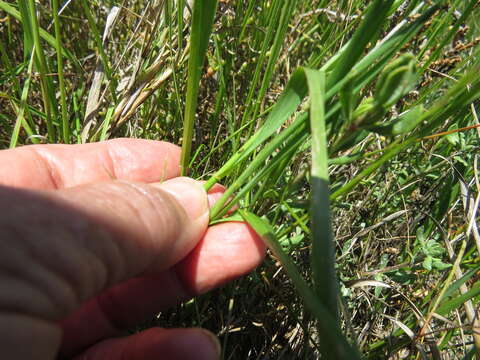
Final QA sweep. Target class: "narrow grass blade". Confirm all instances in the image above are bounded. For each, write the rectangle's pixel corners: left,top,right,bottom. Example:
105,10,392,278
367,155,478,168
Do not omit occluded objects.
205,68,308,189
10,51,35,148
206,1,438,192
0,1,79,68
437,281,480,316
331,67,480,201
180,0,219,175
305,69,339,328
211,116,308,219
327,0,394,88
242,0,298,138
52,0,69,143
19,0,57,141
239,210,362,359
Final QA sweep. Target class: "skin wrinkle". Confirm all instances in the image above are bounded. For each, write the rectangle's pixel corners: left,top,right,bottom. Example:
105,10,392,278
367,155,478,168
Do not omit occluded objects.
0,184,153,322
0,222,92,319
105,181,186,272
56,186,134,292
1,204,114,320
28,147,64,189
108,140,179,183
0,200,82,319
106,142,135,182
0,140,267,359
103,144,118,181
0,312,62,360
0,264,59,318
32,200,115,310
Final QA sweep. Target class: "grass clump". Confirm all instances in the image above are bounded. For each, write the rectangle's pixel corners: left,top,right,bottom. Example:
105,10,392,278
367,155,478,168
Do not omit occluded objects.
1,0,480,358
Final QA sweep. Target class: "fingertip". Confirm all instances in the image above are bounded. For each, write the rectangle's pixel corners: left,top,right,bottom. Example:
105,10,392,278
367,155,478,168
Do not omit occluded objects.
177,221,265,295
153,178,209,222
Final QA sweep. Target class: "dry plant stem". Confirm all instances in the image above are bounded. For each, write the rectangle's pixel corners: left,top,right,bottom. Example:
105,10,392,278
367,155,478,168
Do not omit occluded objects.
459,158,480,354
83,6,121,126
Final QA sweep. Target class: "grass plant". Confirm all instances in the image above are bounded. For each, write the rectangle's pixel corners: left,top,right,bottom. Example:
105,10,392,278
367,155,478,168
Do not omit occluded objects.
1,0,480,358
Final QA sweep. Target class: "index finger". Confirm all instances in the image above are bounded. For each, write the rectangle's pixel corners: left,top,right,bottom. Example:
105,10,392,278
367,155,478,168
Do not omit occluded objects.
0,138,181,190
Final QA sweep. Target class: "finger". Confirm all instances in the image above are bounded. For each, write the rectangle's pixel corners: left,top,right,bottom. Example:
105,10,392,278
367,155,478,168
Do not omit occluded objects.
0,138,180,189
0,178,209,358
60,222,264,356
72,328,220,360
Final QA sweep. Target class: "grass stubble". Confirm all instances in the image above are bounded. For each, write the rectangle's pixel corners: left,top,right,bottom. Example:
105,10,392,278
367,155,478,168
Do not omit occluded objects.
1,0,480,358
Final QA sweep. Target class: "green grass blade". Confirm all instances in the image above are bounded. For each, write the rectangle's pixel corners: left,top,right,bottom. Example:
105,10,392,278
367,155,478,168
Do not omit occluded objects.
327,0,394,88
305,69,339,329
205,68,308,189
236,0,282,135
209,111,309,219
52,0,69,143
437,281,480,316
176,0,186,53
331,67,480,201
211,116,309,219
206,2,439,191
242,0,298,138
10,50,35,148
239,210,362,359
19,0,57,141
180,0,219,175
0,0,80,69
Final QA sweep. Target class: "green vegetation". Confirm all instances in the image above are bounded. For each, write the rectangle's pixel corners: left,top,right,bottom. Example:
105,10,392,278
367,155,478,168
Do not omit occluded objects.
1,0,480,358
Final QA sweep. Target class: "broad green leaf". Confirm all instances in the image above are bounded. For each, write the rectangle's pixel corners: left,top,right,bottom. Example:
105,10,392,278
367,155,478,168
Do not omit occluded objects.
422,255,433,271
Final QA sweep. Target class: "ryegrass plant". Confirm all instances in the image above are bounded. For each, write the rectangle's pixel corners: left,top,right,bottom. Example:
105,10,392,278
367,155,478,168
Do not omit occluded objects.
1,0,480,358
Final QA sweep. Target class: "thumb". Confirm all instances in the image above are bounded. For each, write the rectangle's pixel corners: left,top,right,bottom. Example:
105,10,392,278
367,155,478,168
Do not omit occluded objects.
0,177,209,321
0,177,209,359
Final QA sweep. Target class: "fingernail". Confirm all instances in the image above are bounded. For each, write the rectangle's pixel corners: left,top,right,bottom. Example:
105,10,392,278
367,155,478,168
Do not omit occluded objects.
153,177,208,220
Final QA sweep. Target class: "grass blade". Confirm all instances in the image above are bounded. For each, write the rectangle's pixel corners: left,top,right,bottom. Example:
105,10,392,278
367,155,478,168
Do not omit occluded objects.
19,0,57,141
0,1,79,68
327,0,394,88
305,69,339,328
180,0,219,175
239,210,362,359
241,0,298,138
9,51,35,148
52,0,69,143
205,68,308,189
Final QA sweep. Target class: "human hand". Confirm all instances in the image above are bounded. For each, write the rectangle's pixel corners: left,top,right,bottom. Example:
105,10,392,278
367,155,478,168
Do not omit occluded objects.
0,138,265,360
